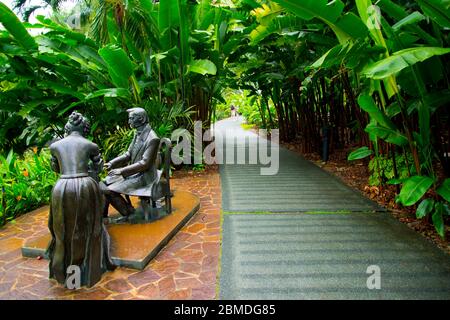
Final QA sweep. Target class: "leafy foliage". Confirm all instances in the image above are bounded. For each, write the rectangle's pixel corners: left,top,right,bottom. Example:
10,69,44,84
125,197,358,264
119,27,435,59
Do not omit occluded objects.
368,153,415,186
0,148,57,226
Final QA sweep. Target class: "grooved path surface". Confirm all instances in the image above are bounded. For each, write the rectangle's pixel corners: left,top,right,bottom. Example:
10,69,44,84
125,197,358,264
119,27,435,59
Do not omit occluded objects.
220,214,450,299
216,118,450,300
215,118,381,212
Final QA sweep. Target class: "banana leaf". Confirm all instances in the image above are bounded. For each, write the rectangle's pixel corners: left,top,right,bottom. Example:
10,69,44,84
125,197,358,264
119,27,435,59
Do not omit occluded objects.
362,47,450,79
275,0,367,43
398,175,434,206
187,59,217,75
0,2,37,51
417,0,450,29
98,44,134,88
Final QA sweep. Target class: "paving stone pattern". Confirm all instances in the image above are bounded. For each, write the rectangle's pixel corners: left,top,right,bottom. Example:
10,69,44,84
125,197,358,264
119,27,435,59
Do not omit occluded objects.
0,167,221,300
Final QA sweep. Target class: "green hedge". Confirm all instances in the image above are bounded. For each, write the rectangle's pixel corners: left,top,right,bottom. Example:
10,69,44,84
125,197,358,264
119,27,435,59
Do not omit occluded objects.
0,148,57,226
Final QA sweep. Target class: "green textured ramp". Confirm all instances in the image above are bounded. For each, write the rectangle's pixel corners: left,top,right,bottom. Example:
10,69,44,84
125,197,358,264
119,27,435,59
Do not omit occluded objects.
219,213,450,300
215,118,381,212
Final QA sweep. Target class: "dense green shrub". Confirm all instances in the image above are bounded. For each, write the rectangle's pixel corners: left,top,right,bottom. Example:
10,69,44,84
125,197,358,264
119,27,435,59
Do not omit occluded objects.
99,127,135,163
368,153,416,186
0,148,57,226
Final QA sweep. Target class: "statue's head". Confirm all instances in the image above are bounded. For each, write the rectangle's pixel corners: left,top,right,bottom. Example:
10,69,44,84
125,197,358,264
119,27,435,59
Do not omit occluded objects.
127,107,148,129
65,111,90,137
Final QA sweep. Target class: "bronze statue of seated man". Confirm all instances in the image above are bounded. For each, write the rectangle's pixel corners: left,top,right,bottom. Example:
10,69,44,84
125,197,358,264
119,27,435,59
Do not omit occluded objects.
101,107,171,222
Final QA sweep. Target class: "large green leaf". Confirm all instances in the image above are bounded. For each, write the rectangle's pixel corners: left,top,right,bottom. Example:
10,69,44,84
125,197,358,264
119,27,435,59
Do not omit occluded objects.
19,98,64,117
309,41,386,70
159,0,180,33
444,204,450,216
417,100,431,164
276,0,344,20
187,59,217,75
242,0,262,9
85,88,131,101
356,0,398,98
195,0,215,30
98,45,133,88
265,72,284,80
0,2,37,51
416,198,435,219
378,0,438,46
423,90,450,113
437,179,450,202
356,0,388,50
399,175,434,206
35,15,97,47
417,0,450,29
357,95,396,129
37,81,85,100
159,0,190,64
249,15,303,45
158,0,191,103
274,0,367,43
432,203,445,238
36,36,106,74
355,0,400,99
392,12,426,31
364,123,409,146
348,146,373,160
362,47,450,79
177,0,190,66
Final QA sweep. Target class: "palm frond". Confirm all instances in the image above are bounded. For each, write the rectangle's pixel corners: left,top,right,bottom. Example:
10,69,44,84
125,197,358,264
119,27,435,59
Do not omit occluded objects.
12,0,28,10
90,0,110,44
123,0,160,52
22,5,41,22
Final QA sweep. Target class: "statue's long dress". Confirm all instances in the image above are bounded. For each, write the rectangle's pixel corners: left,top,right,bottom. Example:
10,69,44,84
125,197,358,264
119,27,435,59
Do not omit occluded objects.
47,136,115,287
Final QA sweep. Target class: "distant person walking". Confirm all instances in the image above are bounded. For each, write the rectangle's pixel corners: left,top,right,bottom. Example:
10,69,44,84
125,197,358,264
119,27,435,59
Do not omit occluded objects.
230,105,236,118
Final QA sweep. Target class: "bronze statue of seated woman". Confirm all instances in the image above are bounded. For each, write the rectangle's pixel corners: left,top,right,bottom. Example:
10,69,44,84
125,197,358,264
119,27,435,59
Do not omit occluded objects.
47,112,115,288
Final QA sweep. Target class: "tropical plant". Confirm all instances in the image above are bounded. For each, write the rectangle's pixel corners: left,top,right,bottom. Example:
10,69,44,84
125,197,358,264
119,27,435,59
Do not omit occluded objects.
367,153,415,186
0,4,137,152
0,0,247,154
0,148,58,225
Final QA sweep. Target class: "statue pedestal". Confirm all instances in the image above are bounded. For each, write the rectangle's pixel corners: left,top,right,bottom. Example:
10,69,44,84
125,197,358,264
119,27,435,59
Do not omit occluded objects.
21,190,200,270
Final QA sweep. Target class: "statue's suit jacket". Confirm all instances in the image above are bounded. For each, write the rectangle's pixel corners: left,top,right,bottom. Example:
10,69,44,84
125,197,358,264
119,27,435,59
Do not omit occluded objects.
106,124,161,197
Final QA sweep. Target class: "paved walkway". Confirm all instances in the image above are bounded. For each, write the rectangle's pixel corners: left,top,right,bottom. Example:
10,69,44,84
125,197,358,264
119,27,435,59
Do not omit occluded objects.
216,117,381,212
216,117,450,300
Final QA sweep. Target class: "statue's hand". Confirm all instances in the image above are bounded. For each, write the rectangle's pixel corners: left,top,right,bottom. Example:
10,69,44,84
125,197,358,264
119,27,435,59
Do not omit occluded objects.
109,168,123,176
104,162,112,170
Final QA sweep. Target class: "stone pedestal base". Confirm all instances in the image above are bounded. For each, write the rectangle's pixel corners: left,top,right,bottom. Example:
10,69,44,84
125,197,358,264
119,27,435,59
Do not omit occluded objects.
21,190,200,270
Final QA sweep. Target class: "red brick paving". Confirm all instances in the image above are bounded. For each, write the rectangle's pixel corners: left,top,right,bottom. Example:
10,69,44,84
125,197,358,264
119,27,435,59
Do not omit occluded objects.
0,165,221,300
